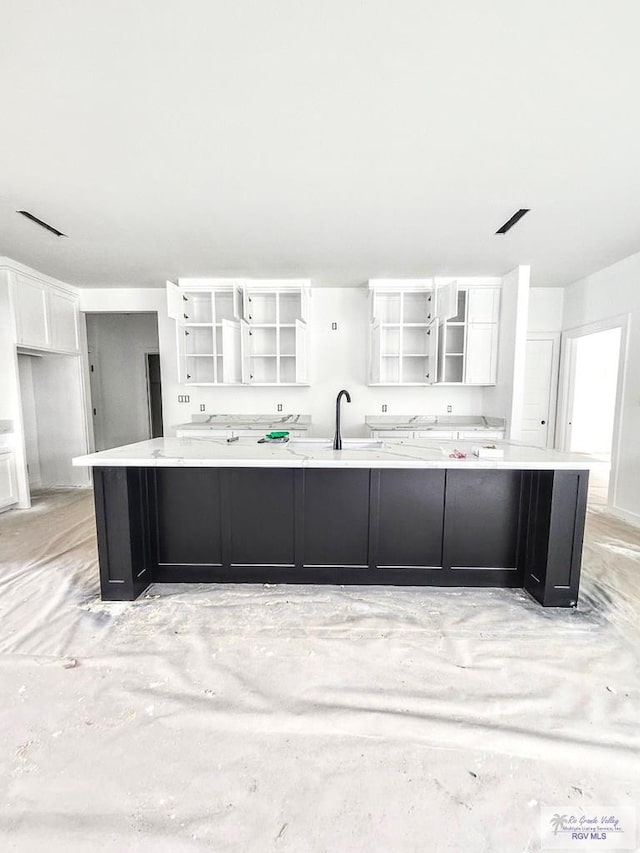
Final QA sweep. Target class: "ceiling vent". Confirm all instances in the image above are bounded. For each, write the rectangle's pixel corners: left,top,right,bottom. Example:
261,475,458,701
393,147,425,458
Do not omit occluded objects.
495,209,530,235
17,210,67,237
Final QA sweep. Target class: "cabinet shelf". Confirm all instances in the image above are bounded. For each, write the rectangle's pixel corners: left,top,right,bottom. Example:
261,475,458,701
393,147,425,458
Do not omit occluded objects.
369,280,500,386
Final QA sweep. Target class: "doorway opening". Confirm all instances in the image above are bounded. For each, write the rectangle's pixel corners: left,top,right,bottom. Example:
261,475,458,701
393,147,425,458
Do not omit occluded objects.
145,353,164,438
85,313,163,451
560,323,624,511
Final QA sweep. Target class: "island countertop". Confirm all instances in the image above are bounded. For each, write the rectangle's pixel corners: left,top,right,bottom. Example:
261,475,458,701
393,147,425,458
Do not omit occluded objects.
73,437,592,470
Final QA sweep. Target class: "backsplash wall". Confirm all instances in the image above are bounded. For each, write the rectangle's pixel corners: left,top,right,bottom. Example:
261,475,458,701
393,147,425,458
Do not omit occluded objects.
80,287,487,439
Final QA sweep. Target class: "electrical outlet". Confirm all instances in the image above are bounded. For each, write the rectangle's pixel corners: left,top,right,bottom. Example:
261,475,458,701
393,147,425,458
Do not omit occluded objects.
447,405,452,413
277,403,283,412
382,404,388,413
199,404,205,412
331,322,338,330
178,394,190,403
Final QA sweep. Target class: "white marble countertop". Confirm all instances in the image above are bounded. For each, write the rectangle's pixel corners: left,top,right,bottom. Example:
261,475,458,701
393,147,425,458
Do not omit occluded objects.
365,415,506,431
174,414,311,431
73,437,592,470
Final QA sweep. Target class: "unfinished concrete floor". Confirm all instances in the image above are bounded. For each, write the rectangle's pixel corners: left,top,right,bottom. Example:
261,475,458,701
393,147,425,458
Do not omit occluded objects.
0,488,639,852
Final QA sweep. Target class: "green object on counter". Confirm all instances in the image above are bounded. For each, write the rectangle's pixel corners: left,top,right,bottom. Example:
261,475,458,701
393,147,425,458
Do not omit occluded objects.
257,430,290,444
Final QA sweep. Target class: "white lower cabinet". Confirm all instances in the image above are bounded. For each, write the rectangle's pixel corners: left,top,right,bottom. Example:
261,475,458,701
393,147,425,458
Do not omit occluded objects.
175,428,307,439
0,453,18,510
369,429,504,441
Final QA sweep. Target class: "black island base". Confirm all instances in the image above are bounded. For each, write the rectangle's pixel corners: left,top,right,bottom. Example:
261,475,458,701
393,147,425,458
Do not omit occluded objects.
92,466,588,608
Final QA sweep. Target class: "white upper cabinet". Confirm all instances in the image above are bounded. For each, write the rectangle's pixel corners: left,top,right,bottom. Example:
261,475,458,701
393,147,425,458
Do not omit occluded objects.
467,286,500,324
14,275,48,348
167,279,310,386
368,279,500,386
48,290,79,352
12,272,79,353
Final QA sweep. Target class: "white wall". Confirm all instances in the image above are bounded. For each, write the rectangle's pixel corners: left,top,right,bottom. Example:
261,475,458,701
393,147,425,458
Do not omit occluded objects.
528,288,563,333
80,287,490,438
482,266,530,439
86,313,160,449
563,250,640,523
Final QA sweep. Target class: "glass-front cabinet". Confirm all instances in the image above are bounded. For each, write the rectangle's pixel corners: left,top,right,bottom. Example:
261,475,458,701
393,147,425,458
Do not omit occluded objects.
167,279,310,386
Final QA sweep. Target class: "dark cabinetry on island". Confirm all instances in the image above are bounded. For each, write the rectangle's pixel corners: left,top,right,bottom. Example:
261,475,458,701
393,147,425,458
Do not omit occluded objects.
93,465,588,607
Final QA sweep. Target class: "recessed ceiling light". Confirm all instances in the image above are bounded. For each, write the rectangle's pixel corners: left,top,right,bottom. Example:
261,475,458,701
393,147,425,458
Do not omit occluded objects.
495,209,530,235
17,210,67,237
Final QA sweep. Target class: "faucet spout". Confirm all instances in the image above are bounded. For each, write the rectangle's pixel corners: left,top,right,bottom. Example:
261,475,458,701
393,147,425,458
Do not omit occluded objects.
333,389,352,450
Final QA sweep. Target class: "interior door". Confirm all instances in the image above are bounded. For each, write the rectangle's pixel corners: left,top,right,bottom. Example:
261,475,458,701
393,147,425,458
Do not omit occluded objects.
520,336,559,448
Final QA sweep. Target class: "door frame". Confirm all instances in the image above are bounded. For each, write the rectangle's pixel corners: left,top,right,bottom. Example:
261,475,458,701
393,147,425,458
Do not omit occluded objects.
144,350,161,439
557,314,629,511
524,331,561,449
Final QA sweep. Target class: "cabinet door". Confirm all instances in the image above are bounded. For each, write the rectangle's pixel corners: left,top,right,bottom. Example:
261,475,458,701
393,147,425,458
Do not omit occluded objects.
457,430,504,440
295,320,308,383
49,290,79,352
377,470,445,567
154,469,223,565
166,281,185,321
221,320,242,383
426,321,438,383
240,321,253,384
435,279,458,323
465,323,498,384
0,454,17,509
233,286,244,321
369,320,382,383
227,469,296,565
176,326,188,383
303,470,370,567
443,470,522,570
300,287,310,323
467,287,500,323
14,275,48,347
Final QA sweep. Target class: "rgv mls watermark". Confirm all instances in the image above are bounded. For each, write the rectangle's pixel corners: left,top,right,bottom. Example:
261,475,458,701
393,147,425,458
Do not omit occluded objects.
540,807,636,850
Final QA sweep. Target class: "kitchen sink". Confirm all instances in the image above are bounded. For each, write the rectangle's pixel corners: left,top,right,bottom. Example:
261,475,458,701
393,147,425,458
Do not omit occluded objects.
288,439,386,451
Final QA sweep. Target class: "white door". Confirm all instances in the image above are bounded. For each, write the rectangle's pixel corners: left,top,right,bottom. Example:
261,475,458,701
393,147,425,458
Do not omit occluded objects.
520,336,559,447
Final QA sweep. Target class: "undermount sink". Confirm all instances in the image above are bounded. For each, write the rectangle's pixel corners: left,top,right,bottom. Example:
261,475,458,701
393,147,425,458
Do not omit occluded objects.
288,439,386,451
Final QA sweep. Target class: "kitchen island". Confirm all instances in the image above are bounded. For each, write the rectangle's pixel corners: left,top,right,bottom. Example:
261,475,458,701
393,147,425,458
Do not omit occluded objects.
73,437,590,608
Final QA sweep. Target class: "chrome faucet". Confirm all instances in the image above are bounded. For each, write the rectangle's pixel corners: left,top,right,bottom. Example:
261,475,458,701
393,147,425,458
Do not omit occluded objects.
333,389,351,450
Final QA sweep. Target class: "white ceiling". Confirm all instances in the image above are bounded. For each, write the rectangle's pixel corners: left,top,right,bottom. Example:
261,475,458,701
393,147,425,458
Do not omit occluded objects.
1,0,640,289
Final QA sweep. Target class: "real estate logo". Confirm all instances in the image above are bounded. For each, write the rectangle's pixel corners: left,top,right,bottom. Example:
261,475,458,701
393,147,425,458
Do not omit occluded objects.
540,806,636,850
